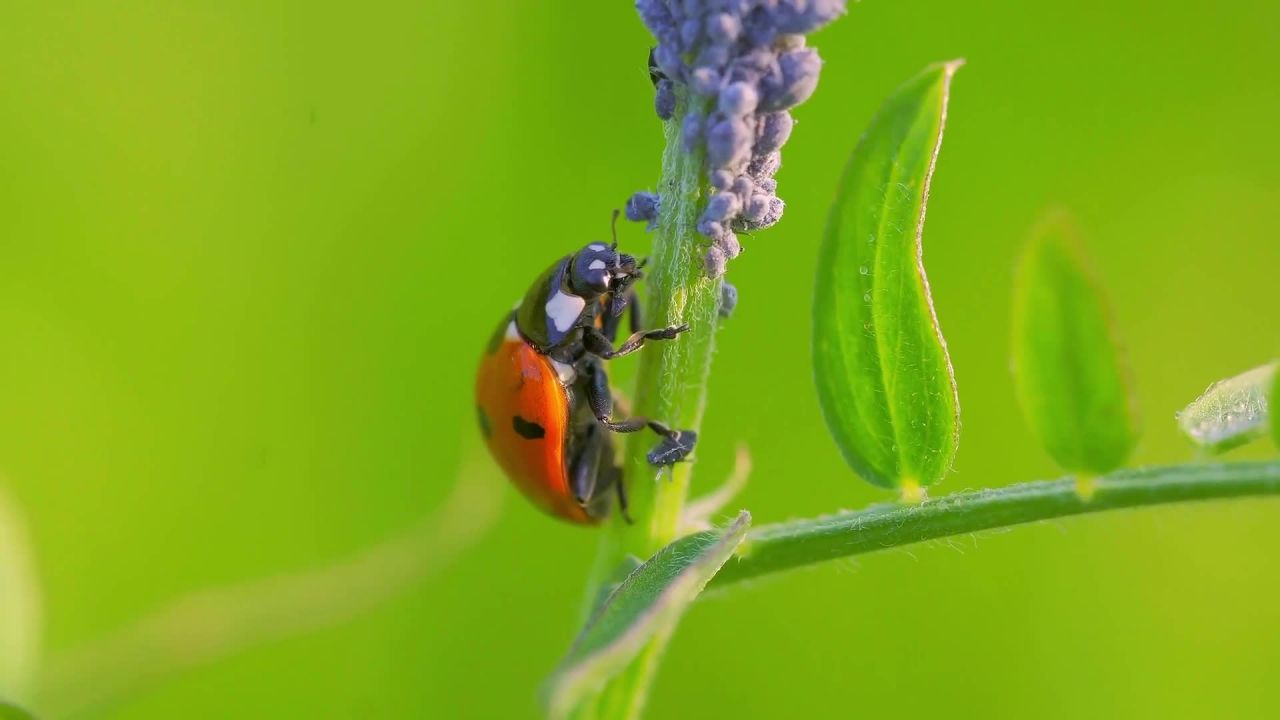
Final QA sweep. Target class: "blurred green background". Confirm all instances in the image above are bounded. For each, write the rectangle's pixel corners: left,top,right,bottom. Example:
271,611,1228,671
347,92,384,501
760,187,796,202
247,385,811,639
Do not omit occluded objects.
3,1,1280,718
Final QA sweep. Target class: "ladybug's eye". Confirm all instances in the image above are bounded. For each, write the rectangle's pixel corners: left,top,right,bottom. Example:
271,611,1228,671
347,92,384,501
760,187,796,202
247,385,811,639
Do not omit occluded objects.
615,253,639,275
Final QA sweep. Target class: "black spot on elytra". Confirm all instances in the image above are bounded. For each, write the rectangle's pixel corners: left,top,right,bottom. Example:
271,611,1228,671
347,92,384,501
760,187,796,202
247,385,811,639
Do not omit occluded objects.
513,415,545,440
476,406,492,438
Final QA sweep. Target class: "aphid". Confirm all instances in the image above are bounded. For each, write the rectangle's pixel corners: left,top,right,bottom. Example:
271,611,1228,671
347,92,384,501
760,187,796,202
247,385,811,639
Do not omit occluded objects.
648,47,665,87
474,212,697,524
650,47,677,120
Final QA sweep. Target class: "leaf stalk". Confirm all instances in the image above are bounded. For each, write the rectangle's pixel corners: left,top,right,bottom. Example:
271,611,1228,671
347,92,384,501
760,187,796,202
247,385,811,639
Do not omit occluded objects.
711,461,1280,588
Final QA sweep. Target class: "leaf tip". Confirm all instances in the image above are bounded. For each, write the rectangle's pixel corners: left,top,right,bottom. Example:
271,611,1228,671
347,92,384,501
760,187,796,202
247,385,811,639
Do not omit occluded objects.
724,510,753,541
544,512,754,717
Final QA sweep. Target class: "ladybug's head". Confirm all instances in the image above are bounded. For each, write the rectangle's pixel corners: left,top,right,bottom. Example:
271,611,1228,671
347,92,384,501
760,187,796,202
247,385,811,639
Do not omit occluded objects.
568,243,640,297
567,211,643,301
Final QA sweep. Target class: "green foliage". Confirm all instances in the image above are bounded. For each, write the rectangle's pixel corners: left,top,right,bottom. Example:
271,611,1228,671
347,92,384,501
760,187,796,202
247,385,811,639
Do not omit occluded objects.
1011,211,1139,475
1,4,1279,719
710,461,1280,588
813,61,963,494
547,512,750,720
1178,362,1276,453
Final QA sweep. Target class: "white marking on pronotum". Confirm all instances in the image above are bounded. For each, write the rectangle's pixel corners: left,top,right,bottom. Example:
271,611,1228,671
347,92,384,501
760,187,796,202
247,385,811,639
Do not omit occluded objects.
504,320,520,341
588,259,606,270
546,291,586,333
588,243,607,251
551,359,577,384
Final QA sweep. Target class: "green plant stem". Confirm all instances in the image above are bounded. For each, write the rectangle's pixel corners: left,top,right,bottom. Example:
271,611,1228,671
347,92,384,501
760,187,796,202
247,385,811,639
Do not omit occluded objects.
710,460,1280,588
576,87,718,719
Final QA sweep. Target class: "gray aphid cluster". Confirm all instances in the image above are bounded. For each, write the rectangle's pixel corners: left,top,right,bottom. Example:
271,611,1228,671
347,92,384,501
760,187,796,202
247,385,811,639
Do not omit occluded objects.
626,0,846,277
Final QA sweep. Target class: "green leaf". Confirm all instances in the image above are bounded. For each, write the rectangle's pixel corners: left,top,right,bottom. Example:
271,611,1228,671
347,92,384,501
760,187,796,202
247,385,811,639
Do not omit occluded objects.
813,60,963,493
1011,210,1139,476
1177,362,1275,453
0,487,40,701
545,512,750,719
0,702,36,720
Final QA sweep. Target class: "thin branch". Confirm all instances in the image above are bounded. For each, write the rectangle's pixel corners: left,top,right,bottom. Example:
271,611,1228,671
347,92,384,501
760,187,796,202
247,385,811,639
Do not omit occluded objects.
710,461,1280,588
35,455,503,719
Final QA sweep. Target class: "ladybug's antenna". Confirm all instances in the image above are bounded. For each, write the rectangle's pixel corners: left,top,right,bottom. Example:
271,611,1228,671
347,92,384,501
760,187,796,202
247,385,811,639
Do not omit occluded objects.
609,209,620,250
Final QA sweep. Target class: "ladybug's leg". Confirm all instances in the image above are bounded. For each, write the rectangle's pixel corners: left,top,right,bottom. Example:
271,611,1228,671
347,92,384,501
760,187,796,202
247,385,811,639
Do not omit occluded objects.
613,464,633,524
600,285,640,344
584,361,668,435
626,287,643,335
599,300,625,345
570,425,630,522
584,361,697,466
582,322,689,361
569,425,605,513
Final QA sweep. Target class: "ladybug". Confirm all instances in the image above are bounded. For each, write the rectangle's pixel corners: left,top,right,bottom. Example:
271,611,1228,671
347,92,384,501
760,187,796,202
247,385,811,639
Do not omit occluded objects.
475,212,697,525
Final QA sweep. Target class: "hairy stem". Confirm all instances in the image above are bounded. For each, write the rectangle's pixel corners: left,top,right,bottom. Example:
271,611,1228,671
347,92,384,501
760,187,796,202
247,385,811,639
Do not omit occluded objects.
618,90,719,561
710,460,1280,588
577,87,718,719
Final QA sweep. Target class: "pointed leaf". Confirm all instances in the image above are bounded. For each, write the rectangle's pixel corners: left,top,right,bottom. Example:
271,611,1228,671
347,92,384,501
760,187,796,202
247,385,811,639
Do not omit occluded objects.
1011,210,1139,474
1178,362,1275,453
813,60,963,491
545,512,750,719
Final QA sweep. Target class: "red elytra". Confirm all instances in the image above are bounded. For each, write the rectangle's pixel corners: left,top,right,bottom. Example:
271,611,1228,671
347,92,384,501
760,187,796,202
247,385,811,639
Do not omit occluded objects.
475,317,590,523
